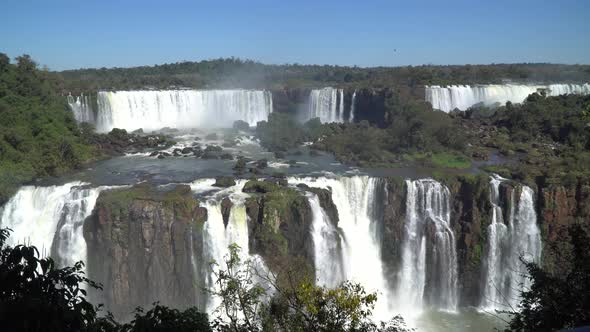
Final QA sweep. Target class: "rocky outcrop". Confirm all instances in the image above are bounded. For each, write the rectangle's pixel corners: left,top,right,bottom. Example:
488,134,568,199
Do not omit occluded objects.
379,178,406,290
445,175,494,307
538,177,590,271
243,180,315,279
83,184,207,319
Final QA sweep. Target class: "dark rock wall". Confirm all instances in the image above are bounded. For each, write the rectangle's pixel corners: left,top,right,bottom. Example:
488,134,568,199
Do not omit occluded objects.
84,184,208,319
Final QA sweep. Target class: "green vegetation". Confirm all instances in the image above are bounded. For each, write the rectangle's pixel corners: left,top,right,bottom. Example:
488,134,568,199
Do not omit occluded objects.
255,93,469,169
0,228,212,331
60,57,590,92
209,244,412,332
0,53,95,204
466,94,590,185
504,224,590,331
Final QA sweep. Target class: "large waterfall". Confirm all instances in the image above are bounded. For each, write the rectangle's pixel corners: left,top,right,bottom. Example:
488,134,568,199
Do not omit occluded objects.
289,176,393,319
0,182,105,267
67,94,95,123
69,90,273,132
397,179,458,313
307,88,347,123
480,176,542,311
426,83,590,112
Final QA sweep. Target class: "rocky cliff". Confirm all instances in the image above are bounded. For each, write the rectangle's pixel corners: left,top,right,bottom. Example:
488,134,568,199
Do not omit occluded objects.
83,183,208,319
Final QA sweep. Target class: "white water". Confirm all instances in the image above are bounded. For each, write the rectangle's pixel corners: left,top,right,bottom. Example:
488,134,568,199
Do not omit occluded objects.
289,175,393,319
67,94,95,123
398,179,458,314
480,177,542,311
89,90,272,132
0,183,105,267
307,193,345,288
426,83,590,112
307,88,346,123
350,90,357,122
192,180,261,314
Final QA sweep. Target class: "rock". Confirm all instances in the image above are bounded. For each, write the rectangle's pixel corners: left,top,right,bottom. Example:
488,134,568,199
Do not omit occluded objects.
213,176,236,188
306,187,339,226
233,120,250,131
220,197,233,228
233,157,247,170
181,147,193,154
149,151,159,157
84,184,207,318
274,151,285,159
205,145,223,153
256,159,268,169
220,153,233,160
131,128,144,134
161,152,171,157
205,133,218,140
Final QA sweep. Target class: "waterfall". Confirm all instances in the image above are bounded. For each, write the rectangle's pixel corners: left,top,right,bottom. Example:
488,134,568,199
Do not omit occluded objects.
0,183,105,267
307,193,345,288
90,90,272,132
426,83,590,112
397,179,458,313
350,90,357,122
67,94,95,123
480,176,542,311
193,180,264,314
288,175,392,319
307,88,346,123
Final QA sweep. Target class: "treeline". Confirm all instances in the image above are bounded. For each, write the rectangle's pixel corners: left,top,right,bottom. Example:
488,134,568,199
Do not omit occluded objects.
0,53,95,205
60,57,590,93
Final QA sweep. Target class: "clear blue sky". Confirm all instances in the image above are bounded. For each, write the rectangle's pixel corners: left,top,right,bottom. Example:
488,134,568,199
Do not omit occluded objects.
1,0,589,70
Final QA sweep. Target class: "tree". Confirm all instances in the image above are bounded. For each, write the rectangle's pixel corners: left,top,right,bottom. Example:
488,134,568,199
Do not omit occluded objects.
0,228,101,331
209,244,412,332
0,228,212,332
504,224,590,331
207,244,267,332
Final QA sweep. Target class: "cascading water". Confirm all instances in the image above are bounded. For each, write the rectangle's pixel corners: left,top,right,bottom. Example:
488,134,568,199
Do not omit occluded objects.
397,179,458,313
289,175,392,319
0,182,106,267
307,88,346,123
479,177,542,311
191,179,261,314
307,193,345,288
350,90,357,122
426,83,590,112
91,90,272,132
67,94,95,123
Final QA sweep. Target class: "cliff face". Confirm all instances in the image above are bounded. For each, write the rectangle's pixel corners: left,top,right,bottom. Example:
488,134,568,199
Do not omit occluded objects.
243,180,315,278
380,178,406,290
80,174,588,316
83,184,208,319
538,179,590,271
270,88,390,126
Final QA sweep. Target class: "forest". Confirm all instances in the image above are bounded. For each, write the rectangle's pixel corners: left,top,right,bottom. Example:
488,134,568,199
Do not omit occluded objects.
60,57,590,93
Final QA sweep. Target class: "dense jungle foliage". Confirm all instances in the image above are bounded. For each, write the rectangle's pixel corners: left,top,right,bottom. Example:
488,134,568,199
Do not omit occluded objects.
61,57,590,92
0,53,94,205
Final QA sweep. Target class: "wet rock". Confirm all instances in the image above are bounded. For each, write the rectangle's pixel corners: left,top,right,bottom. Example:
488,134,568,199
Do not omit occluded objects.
213,176,236,188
